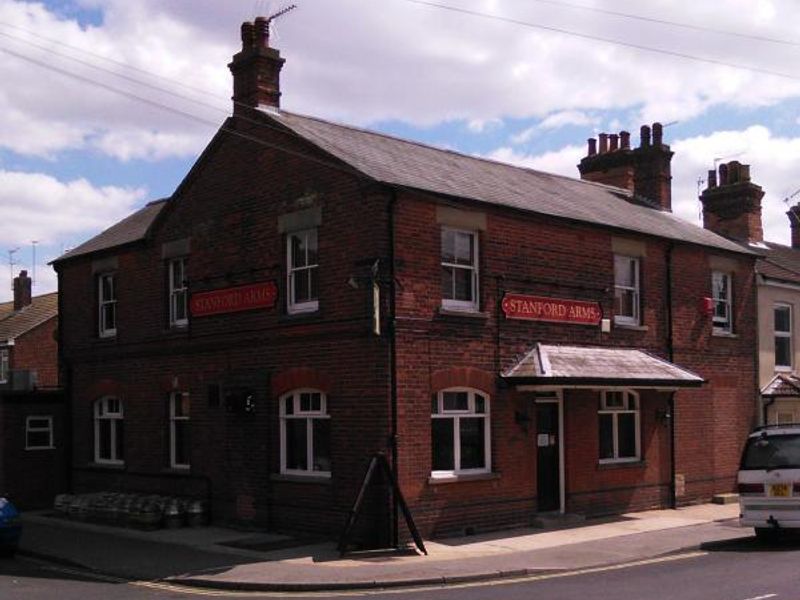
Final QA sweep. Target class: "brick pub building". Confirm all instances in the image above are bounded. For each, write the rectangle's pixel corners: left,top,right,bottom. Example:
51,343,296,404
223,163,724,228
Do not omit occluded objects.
54,19,758,539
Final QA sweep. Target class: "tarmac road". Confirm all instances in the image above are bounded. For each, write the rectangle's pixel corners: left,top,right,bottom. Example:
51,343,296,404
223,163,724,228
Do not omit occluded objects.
1,534,799,600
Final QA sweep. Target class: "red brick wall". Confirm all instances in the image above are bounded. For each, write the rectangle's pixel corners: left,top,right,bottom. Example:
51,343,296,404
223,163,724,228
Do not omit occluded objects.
11,318,58,388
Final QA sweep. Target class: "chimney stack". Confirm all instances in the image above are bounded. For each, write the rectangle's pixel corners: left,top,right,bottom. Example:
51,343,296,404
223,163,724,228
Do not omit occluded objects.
578,122,674,211
787,204,800,249
228,17,286,115
13,270,31,311
700,161,764,243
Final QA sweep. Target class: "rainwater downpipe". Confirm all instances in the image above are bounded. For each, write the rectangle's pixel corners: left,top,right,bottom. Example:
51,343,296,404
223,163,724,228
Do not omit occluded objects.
666,242,677,509
388,188,399,547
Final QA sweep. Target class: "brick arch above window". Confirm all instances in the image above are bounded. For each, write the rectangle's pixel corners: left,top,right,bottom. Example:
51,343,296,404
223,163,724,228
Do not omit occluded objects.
86,378,122,399
271,367,333,397
431,367,495,395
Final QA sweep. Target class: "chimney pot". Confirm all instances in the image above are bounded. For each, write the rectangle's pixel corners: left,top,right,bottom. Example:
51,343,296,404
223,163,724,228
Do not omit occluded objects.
254,16,269,48
718,163,729,186
707,169,717,189
587,138,597,156
599,133,609,154
740,164,751,182
240,21,254,50
652,122,663,145
609,134,619,152
789,203,800,249
728,161,741,184
13,270,31,311
619,131,630,150
640,125,651,147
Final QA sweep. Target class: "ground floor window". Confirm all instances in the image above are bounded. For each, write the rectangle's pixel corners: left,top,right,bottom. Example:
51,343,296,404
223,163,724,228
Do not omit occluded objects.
169,392,190,469
280,389,331,476
25,415,53,450
598,390,640,463
94,396,124,464
431,388,491,476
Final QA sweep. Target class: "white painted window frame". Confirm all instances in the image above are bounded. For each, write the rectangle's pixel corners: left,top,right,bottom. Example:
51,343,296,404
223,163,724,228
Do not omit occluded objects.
94,396,124,465
286,229,319,314
431,387,491,478
0,347,8,384
98,272,117,338
25,415,54,450
712,271,733,334
441,228,479,312
598,390,640,464
169,392,190,469
613,255,640,326
279,389,331,477
774,303,792,371
169,258,188,328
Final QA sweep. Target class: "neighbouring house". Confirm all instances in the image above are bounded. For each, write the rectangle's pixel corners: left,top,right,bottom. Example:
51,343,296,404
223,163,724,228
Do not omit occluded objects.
53,19,759,540
700,162,800,425
0,270,66,508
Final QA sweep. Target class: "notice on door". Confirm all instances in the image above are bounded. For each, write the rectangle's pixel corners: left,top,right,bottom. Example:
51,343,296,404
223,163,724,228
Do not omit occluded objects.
537,433,550,447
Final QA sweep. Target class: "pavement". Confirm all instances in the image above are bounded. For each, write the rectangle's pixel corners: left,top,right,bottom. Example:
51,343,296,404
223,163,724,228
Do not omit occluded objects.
17,503,748,592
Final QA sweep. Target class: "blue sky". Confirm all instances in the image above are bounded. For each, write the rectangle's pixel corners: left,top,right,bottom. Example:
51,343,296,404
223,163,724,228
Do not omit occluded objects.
2,0,800,300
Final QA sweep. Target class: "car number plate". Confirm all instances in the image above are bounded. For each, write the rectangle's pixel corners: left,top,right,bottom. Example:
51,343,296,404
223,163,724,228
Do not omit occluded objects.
770,484,790,497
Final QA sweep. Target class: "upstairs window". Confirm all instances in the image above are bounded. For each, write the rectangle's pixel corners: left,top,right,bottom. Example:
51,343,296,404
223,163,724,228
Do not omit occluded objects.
94,397,124,465
441,228,479,311
98,273,117,338
169,258,188,327
0,348,8,384
431,388,491,476
712,271,733,334
169,392,190,469
280,390,330,476
614,255,640,326
775,304,793,370
599,390,640,463
287,229,319,314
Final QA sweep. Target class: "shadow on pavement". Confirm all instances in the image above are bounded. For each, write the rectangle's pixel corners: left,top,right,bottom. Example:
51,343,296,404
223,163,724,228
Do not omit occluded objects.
702,534,800,553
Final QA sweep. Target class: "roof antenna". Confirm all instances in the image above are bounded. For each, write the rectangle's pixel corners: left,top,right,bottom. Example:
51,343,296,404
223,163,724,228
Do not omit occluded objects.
267,4,297,28
7,248,19,292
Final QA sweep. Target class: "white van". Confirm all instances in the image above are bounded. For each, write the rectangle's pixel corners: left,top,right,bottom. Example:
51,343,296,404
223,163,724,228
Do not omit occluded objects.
738,425,800,540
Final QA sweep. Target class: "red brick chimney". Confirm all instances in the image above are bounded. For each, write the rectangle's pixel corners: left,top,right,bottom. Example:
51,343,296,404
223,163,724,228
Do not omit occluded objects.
13,270,31,311
700,161,764,243
228,17,285,115
578,123,674,211
787,203,800,248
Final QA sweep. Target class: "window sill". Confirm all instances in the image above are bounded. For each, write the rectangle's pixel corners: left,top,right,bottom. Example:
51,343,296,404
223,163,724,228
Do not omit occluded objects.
428,472,499,485
25,446,55,451
87,461,125,471
712,331,738,338
437,308,489,320
614,323,648,332
775,366,793,373
271,473,332,484
597,460,646,470
161,467,192,475
279,310,322,323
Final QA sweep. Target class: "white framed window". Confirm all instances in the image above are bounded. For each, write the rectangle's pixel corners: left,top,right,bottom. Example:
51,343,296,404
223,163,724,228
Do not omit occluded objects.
775,304,792,371
598,390,640,463
94,396,124,465
441,228,479,311
614,255,640,326
287,229,319,314
25,415,53,450
712,271,733,334
279,389,330,476
98,273,117,338
169,258,188,327
169,392,190,469
431,388,491,477
0,348,8,384
775,411,796,425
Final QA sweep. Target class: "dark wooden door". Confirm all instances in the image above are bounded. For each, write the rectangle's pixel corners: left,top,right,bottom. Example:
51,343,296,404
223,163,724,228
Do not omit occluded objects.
536,402,560,512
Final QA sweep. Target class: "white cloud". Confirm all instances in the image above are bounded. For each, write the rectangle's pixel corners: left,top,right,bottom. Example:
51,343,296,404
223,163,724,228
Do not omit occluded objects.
485,144,584,175
467,118,503,133
0,169,145,246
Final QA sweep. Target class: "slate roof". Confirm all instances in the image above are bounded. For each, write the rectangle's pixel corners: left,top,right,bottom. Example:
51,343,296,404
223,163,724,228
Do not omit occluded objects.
53,199,168,263
757,242,800,285
761,373,800,397
269,110,753,255
502,343,704,387
0,292,58,343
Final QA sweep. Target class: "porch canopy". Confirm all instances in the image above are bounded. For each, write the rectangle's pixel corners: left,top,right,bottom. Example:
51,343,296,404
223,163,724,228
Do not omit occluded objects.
761,373,800,397
502,343,704,389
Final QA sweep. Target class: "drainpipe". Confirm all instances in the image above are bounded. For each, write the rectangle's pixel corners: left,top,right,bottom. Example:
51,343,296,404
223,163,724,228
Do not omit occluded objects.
666,243,677,509
387,189,399,547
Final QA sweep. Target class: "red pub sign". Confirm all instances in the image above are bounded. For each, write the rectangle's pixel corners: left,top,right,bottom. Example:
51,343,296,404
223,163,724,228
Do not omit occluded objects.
190,281,278,317
501,293,602,325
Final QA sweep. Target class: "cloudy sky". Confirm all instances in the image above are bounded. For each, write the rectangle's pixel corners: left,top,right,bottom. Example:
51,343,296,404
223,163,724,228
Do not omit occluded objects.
2,0,800,300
